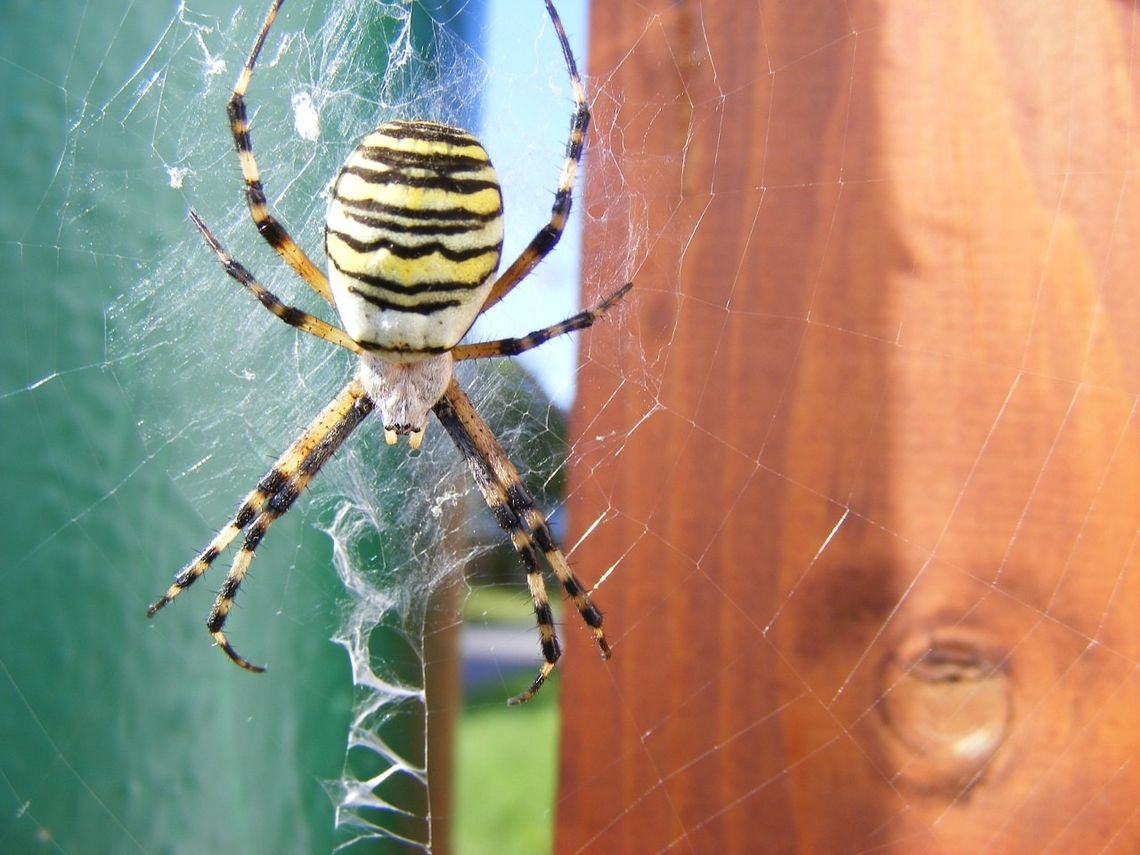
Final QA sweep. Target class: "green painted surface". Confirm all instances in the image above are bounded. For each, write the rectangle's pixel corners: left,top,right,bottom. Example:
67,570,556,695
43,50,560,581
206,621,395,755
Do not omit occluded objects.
0,1,445,851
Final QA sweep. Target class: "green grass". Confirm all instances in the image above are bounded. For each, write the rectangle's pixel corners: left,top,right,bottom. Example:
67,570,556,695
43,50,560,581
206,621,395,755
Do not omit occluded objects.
461,582,564,624
452,649,560,854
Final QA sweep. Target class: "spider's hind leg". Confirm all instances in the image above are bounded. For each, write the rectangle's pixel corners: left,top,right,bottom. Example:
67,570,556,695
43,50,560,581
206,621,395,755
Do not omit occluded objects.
227,0,334,304
478,0,590,314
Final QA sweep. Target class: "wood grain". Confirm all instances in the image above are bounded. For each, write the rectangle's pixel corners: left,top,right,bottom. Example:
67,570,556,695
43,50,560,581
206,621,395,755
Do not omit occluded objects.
557,1,1140,851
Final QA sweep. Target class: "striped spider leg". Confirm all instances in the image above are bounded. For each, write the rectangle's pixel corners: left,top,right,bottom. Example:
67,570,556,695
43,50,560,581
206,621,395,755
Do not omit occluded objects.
227,0,333,304
480,0,591,315
434,379,612,705
147,373,374,670
147,0,628,703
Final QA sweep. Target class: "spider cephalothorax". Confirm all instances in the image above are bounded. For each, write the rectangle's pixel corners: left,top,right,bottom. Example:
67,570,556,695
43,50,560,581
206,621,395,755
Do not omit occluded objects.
147,0,628,704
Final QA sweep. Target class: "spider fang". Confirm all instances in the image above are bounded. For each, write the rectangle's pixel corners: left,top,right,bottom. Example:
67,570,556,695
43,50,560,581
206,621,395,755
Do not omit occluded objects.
382,427,425,449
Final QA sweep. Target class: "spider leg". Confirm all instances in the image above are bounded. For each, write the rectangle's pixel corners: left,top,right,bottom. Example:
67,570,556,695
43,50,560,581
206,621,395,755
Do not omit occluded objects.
433,379,608,704
147,379,372,619
453,282,631,361
228,0,334,305
190,210,361,354
203,379,374,671
479,0,588,315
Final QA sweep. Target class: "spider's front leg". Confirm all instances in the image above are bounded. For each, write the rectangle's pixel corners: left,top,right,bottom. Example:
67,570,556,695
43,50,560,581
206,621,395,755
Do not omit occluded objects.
148,379,374,672
433,379,609,704
205,383,375,670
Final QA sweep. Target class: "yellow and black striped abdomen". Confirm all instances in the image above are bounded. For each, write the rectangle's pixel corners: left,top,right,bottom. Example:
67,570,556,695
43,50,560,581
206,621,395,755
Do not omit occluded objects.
325,120,504,360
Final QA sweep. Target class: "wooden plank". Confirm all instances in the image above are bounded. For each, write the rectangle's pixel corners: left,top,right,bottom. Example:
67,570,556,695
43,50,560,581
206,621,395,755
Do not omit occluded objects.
557,1,1140,851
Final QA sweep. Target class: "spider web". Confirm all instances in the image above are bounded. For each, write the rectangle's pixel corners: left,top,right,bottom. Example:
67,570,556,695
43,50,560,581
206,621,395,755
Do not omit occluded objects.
2,0,1139,853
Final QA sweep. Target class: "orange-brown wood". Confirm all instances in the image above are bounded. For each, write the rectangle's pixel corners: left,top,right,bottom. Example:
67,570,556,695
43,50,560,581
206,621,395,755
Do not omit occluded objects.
558,1,1140,852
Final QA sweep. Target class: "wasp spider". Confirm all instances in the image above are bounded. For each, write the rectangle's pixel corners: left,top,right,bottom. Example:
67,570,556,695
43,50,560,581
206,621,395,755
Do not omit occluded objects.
147,0,628,704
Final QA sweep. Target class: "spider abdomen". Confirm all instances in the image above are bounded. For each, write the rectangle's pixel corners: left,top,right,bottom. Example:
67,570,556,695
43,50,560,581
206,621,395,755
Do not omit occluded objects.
325,120,504,361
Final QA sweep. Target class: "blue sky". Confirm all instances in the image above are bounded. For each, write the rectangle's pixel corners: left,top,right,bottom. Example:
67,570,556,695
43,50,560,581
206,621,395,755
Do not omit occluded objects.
474,0,589,410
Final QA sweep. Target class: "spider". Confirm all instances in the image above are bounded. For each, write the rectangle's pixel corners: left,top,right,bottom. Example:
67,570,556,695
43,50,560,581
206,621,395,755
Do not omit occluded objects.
146,0,628,704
